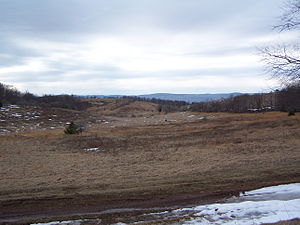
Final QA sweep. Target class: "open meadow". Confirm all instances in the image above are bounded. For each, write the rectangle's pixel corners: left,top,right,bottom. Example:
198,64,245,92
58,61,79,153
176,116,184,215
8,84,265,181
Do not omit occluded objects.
0,99,300,224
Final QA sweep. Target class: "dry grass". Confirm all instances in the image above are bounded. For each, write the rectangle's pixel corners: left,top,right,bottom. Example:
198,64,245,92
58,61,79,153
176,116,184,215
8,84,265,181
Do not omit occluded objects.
0,110,300,222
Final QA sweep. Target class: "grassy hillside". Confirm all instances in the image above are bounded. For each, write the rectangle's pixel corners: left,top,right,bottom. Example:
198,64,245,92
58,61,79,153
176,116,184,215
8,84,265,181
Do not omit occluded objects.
0,110,299,223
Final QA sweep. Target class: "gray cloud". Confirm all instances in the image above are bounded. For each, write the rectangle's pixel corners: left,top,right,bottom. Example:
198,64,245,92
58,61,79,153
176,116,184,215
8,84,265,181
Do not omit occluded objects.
0,37,41,62
0,0,289,94
0,0,284,34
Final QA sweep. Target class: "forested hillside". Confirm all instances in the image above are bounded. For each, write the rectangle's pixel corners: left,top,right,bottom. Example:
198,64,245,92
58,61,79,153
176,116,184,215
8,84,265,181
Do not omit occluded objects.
190,82,300,113
0,83,90,110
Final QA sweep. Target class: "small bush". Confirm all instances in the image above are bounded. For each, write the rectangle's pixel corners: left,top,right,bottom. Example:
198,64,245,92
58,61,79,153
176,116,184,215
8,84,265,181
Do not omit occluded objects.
288,111,295,116
64,122,82,134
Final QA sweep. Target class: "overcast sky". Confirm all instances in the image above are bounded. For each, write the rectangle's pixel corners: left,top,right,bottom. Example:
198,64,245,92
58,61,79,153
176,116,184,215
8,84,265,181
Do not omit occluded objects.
0,0,297,95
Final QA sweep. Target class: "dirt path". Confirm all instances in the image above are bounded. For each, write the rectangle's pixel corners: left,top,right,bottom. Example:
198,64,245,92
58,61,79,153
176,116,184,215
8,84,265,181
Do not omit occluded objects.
1,182,299,224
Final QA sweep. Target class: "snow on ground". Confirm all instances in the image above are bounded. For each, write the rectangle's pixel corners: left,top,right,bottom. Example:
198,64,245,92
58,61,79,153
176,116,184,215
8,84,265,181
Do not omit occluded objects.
232,183,300,202
178,183,300,225
182,199,300,225
84,147,102,152
30,219,99,225
31,220,83,225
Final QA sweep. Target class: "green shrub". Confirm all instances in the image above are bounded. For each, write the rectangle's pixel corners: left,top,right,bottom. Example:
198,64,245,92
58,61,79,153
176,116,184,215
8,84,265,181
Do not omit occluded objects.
64,122,82,134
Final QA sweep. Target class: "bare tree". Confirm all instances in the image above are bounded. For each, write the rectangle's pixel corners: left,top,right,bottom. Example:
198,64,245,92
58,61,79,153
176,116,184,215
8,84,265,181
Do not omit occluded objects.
275,0,300,31
261,0,300,84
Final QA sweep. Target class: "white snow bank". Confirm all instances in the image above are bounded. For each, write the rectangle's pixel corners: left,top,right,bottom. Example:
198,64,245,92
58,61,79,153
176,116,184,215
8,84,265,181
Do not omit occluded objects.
183,199,300,225
178,183,300,225
238,183,300,201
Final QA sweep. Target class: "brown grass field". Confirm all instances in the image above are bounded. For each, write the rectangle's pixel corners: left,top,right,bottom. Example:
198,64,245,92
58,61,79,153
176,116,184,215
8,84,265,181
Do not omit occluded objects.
0,101,300,224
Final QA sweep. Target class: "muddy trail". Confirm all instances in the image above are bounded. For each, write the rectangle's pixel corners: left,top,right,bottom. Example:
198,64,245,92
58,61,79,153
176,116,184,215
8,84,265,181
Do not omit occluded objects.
2,183,299,225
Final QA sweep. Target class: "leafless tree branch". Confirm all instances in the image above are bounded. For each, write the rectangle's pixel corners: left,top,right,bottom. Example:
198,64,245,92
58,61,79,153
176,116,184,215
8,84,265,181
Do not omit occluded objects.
261,0,300,84
274,0,300,31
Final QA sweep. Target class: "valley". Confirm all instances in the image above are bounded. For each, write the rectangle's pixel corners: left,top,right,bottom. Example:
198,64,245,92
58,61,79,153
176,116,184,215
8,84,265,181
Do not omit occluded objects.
0,98,299,224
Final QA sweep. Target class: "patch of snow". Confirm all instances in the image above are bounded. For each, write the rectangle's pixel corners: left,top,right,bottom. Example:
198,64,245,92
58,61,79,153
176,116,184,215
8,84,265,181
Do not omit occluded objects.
144,210,170,216
97,120,109,124
8,105,20,109
265,106,274,110
134,183,300,225
0,107,9,112
183,199,300,225
10,113,22,118
188,115,195,118
85,147,102,152
31,219,86,225
235,183,300,202
0,129,9,132
178,183,300,225
248,108,259,112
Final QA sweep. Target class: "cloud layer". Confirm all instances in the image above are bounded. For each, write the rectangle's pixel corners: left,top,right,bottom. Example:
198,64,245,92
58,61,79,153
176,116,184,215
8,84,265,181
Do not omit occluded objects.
0,0,294,95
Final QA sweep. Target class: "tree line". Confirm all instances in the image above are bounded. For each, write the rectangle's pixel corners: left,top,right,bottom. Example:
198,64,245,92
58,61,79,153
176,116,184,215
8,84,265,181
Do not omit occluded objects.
189,82,300,113
0,83,90,110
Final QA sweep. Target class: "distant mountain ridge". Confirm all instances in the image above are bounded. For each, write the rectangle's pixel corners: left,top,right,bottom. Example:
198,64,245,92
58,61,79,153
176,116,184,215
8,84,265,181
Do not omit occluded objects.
139,93,243,103
82,93,244,103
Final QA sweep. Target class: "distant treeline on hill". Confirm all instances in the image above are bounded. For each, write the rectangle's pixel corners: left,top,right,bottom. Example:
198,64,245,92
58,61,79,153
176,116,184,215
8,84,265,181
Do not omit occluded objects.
0,83,90,110
190,82,300,113
122,84,300,113
190,93,275,113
